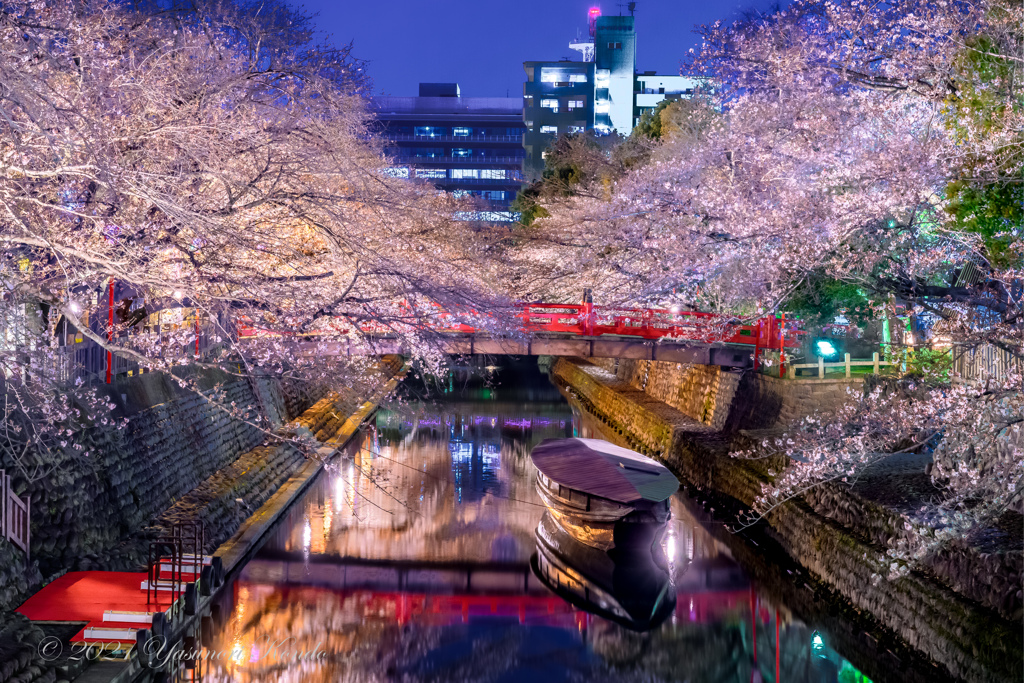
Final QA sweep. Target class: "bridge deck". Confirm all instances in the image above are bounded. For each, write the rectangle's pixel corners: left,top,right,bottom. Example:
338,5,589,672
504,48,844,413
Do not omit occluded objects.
294,335,756,368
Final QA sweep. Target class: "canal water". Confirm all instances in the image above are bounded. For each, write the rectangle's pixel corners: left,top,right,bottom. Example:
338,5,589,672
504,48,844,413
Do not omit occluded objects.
201,359,882,683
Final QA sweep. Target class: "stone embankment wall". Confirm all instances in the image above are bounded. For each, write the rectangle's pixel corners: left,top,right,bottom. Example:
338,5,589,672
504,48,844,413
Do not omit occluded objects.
726,372,863,431
591,359,741,429
551,357,1022,683
593,362,1024,626
590,358,861,431
152,381,392,552
0,357,402,614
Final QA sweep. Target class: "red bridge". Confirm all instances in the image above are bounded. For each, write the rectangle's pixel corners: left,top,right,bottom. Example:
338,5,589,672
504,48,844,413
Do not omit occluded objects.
248,302,802,370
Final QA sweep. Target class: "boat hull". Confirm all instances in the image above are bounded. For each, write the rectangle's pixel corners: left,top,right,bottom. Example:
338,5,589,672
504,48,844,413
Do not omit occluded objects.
536,473,670,551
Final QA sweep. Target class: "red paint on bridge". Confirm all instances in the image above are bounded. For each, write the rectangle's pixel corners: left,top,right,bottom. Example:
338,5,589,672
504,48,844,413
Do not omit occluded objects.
238,302,802,357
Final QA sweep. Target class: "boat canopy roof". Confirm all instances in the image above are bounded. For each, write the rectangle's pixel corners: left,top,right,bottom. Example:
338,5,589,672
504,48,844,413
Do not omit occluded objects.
531,438,679,505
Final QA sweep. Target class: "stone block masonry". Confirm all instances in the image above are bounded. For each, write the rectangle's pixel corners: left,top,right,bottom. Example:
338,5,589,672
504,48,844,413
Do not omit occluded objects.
592,357,863,431
552,357,1022,683
592,358,740,429
0,357,403,615
151,383,390,553
726,372,864,430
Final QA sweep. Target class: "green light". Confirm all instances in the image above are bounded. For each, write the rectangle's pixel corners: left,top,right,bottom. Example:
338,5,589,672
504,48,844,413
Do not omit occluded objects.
816,340,838,357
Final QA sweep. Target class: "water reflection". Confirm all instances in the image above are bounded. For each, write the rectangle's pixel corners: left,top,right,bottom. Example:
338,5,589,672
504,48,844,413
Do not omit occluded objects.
200,362,874,683
259,399,573,565
532,511,676,631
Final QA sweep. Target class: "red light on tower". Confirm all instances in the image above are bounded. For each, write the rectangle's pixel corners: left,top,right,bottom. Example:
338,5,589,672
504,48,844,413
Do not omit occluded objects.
588,7,600,38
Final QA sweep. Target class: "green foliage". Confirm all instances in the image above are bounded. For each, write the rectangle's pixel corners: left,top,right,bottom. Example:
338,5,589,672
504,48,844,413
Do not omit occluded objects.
513,133,621,226
884,346,954,383
632,99,675,140
631,96,720,145
516,95,719,226
783,276,875,327
509,189,549,226
945,180,1023,268
943,20,1024,267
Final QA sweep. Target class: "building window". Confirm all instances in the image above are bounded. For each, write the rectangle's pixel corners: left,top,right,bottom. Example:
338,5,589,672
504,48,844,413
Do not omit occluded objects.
452,169,480,179
413,148,444,158
540,125,557,134
454,210,520,222
480,191,506,200
568,125,585,133
481,170,507,180
607,42,622,49
414,126,447,137
567,99,585,110
540,69,588,84
453,127,472,137
524,95,534,106
452,148,474,158
540,99,559,113
525,120,534,128
383,167,409,178
415,168,446,179
452,190,470,198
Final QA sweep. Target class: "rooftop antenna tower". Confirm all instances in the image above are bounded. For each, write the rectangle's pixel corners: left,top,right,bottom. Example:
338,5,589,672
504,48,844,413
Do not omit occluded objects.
569,7,601,61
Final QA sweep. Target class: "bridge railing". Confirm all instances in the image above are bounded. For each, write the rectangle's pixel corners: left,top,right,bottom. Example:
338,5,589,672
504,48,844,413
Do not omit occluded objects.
520,303,801,349
237,302,804,354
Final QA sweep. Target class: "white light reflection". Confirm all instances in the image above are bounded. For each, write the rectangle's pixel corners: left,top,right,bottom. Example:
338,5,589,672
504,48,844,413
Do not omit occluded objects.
334,472,345,513
664,524,679,578
302,519,312,558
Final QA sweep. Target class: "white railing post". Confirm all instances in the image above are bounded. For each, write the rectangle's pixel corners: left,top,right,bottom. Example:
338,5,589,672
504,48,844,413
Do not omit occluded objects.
0,470,29,558
0,470,6,545
844,353,851,378
818,356,824,378
873,352,880,374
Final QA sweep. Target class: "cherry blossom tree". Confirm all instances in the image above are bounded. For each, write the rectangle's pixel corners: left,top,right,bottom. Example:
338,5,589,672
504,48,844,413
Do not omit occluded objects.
0,0,510,480
516,0,1021,567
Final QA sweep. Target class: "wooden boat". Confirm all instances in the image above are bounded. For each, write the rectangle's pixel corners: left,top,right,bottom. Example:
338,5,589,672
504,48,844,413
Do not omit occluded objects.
530,437,679,551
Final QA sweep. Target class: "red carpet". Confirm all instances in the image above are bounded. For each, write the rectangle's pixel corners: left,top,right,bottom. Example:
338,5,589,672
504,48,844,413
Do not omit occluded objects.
16,571,174,623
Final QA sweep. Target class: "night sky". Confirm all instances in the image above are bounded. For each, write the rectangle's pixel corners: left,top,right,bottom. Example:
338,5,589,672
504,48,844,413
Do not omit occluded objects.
292,0,781,98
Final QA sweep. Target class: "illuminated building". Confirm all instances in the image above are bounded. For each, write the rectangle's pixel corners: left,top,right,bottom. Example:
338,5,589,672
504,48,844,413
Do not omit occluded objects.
522,9,703,180
371,83,526,222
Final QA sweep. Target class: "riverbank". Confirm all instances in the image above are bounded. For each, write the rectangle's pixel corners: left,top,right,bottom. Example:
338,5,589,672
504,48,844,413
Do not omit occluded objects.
550,356,1023,683
0,357,405,683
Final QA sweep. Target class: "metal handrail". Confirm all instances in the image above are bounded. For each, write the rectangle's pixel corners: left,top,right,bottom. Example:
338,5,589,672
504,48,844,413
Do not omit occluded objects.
395,156,525,165
433,176,525,185
383,134,524,143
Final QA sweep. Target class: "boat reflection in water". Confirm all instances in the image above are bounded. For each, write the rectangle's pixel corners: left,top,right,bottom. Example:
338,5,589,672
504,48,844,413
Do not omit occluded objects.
532,510,676,631
531,437,680,552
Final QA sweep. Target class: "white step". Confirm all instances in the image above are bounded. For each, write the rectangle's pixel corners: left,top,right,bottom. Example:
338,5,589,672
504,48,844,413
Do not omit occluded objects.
102,610,155,625
158,563,203,574
140,580,190,591
84,626,139,640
